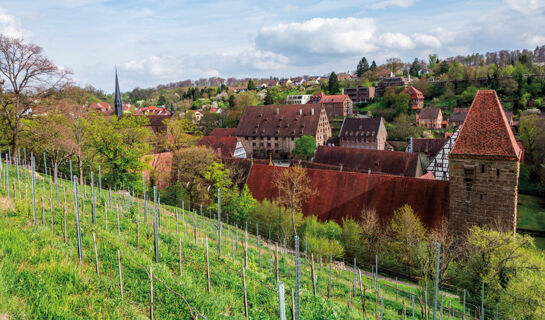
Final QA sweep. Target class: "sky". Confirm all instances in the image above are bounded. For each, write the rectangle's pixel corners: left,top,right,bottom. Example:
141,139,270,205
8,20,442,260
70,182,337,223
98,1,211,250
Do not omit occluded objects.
1,0,544,92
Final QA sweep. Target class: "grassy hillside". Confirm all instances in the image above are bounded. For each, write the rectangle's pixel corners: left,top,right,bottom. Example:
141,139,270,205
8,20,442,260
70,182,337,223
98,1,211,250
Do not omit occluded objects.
0,163,469,319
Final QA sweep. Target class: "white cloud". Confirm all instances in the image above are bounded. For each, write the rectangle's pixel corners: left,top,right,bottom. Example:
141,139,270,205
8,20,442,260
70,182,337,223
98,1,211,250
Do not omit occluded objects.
256,17,378,57
525,34,545,46
379,32,415,49
504,0,545,15
0,8,26,38
413,33,441,48
371,0,416,9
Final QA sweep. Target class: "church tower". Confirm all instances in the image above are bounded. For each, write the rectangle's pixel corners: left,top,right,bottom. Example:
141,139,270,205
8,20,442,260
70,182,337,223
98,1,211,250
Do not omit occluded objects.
114,69,123,117
448,90,522,236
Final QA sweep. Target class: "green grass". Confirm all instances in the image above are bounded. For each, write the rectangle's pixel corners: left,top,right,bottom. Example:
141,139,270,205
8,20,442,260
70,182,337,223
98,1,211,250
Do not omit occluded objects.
517,194,545,232
0,164,468,319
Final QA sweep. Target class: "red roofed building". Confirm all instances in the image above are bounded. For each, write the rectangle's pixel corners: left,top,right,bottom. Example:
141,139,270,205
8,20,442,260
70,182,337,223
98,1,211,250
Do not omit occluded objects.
416,107,443,129
197,136,247,158
402,86,424,109
246,164,449,229
88,102,112,113
310,92,353,117
235,104,331,159
314,146,422,177
135,105,171,116
210,128,237,137
448,90,522,236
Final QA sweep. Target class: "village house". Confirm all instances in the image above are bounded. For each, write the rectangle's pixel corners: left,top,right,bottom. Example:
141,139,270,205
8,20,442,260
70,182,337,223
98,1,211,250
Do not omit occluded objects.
210,128,236,137
234,104,331,159
88,102,112,113
285,94,312,104
402,86,424,109
197,136,247,158
416,107,443,129
135,105,171,116
310,92,353,117
450,108,469,126
376,74,410,96
338,117,387,150
342,86,376,104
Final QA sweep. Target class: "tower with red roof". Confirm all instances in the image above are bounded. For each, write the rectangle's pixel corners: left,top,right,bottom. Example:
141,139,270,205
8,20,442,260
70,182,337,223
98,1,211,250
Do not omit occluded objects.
448,90,522,236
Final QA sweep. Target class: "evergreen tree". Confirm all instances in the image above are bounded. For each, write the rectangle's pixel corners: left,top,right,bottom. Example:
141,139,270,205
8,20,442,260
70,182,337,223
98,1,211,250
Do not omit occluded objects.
228,95,235,107
409,58,420,77
264,90,274,105
327,72,340,95
356,57,370,77
370,60,377,71
157,94,167,106
247,78,256,90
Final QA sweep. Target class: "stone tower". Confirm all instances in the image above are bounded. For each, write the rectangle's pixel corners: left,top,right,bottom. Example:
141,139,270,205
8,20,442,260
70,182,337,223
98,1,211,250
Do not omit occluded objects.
114,68,123,117
448,90,522,236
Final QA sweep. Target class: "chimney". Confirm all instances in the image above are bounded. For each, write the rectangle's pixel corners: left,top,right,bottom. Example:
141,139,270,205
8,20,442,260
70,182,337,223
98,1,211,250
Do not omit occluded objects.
368,168,371,174
299,108,302,115
311,108,314,115
339,163,343,171
276,107,279,115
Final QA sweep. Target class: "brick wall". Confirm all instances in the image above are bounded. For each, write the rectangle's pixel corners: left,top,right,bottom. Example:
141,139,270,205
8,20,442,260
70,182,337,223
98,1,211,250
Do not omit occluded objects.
448,158,519,236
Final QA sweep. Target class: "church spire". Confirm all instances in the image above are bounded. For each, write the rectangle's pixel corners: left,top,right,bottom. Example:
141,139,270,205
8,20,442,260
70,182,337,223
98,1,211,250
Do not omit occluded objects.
114,68,123,117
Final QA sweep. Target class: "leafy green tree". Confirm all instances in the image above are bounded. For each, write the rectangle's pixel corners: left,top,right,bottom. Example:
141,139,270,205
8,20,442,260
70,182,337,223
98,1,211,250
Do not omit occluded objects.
248,199,303,243
428,54,438,69
247,78,256,90
157,94,167,106
393,92,410,114
303,215,344,258
340,218,364,258
327,72,340,94
85,113,152,187
438,60,449,75
293,135,316,158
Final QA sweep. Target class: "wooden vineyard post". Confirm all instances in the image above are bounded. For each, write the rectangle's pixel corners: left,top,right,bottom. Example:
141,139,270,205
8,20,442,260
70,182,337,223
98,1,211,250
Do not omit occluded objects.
244,229,248,268
118,249,123,301
358,269,366,317
116,204,121,235
179,237,182,276
31,156,36,225
63,202,67,243
150,266,154,320
50,197,54,233
153,186,159,263
74,177,82,264
175,208,179,235
93,233,99,274
275,243,279,283
136,212,140,249
242,267,248,319
311,253,316,296
327,256,332,299
206,236,211,294
41,196,45,225
291,288,295,320
91,171,96,225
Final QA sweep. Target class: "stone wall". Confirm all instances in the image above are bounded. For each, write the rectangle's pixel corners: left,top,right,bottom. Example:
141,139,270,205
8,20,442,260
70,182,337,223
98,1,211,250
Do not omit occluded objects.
448,157,519,236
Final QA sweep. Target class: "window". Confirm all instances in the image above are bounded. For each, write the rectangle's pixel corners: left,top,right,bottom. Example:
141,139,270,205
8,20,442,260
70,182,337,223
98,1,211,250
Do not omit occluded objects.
497,169,500,177
481,164,485,173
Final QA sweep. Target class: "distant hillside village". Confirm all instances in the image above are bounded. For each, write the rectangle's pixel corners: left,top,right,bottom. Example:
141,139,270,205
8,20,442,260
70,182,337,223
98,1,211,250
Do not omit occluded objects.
10,45,545,239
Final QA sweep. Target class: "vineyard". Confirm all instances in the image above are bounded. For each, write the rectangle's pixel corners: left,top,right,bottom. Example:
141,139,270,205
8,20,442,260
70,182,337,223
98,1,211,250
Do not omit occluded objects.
0,155,487,319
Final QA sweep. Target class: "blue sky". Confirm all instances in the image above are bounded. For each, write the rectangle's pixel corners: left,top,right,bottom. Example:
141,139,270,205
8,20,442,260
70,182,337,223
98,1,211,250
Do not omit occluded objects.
1,0,544,92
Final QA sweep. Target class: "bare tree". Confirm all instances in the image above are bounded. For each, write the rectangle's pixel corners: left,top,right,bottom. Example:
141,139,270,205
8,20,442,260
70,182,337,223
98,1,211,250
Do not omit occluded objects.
0,35,70,152
273,166,316,235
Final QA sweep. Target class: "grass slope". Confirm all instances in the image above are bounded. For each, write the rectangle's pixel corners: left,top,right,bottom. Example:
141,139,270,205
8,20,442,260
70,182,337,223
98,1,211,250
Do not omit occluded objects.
0,165,467,319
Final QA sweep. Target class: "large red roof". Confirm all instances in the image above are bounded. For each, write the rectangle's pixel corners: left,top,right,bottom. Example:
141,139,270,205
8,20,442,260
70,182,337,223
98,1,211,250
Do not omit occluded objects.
314,146,421,177
246,164,449,229
197,136,240,158
210,128,237,137
402,86,424,98
450,90,521,161
321,94,351,103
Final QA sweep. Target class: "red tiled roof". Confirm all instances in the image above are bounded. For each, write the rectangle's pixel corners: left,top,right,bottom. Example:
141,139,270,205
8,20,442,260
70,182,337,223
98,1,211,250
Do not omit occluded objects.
197,136,240,158
235,104,323,137
402,86,424,98
89,102,112,112
210,128,237,137
418,107,441,120
314,146,421,177
339,117,383,137
411,138,447,156
246,164,449,229
321,94,351,104
450,90,521,161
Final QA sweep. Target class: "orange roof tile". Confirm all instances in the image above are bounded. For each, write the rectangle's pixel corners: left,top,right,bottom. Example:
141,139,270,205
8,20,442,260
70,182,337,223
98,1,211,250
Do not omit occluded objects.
450,90,521,161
